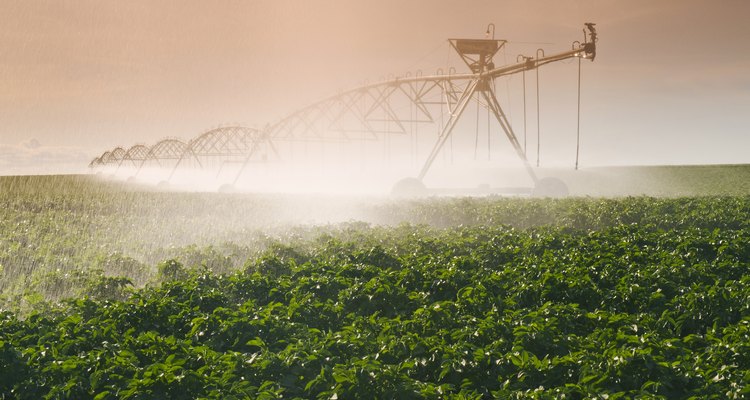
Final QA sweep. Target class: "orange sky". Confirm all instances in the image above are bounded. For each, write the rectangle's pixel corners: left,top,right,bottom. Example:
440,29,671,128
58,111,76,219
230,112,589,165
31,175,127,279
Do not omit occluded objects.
1,0,749,174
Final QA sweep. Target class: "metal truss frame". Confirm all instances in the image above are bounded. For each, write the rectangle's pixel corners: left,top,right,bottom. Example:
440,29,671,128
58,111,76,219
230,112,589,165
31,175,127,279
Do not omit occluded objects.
171,126,277,180
89,24,598,188
232,24,597,184
120,145,149,168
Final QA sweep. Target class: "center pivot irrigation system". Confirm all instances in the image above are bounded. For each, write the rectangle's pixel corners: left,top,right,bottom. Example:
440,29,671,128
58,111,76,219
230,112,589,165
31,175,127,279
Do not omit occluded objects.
90,23,598,195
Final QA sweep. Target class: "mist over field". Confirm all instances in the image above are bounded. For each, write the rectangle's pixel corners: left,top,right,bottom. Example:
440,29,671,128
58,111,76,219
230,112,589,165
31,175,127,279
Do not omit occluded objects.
1,173,749,397
2,1,750,397
2,167,747,304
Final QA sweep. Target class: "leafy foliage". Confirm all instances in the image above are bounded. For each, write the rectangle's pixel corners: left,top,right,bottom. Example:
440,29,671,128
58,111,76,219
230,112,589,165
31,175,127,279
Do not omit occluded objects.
1,175,749,397
1,205,749,397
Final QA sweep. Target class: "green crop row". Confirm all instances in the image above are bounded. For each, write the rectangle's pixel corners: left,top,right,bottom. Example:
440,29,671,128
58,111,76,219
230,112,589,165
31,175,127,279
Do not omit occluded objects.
2,219,750,398
1,175,749,397
2,175,748,311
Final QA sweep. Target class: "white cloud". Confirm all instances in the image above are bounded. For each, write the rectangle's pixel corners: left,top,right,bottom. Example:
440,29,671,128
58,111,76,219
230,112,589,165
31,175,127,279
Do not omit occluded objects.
0,139,93,175
22,138,42,150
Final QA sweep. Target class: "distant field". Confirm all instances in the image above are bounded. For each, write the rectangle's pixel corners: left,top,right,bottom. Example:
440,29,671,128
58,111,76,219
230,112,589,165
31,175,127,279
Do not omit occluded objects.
544,164,750,197
0,172,749,397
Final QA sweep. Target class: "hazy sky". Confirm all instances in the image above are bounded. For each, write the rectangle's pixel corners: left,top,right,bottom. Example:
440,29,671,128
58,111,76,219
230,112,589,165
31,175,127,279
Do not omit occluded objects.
1,0,749,174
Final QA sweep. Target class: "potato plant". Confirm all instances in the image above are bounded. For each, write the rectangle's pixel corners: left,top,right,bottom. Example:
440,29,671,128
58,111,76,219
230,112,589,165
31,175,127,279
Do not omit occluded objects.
0,175,749,398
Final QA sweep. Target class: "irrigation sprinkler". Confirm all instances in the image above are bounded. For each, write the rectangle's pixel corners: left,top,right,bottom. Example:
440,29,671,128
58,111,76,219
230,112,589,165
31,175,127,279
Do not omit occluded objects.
90,23,598,196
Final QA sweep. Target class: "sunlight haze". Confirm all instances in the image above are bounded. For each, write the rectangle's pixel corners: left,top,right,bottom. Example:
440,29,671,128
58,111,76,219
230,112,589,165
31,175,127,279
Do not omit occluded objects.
1,0,749,176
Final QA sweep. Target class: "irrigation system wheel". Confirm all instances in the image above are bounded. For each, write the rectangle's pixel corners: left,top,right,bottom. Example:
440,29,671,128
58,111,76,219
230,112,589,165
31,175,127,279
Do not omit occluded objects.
391,177,427,197
532,177,569,198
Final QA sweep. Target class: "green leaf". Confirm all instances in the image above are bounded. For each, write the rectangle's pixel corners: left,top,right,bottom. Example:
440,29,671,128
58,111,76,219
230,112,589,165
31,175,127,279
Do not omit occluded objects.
93,391,111,400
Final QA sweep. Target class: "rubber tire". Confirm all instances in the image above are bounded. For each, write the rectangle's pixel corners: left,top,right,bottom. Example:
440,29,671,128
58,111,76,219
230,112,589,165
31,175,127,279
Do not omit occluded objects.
218,184,236,193
532,177,569,198
391,177,427,197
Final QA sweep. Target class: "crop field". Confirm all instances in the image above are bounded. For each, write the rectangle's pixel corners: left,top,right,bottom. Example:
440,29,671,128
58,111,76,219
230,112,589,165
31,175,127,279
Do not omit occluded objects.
1,173,749,398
